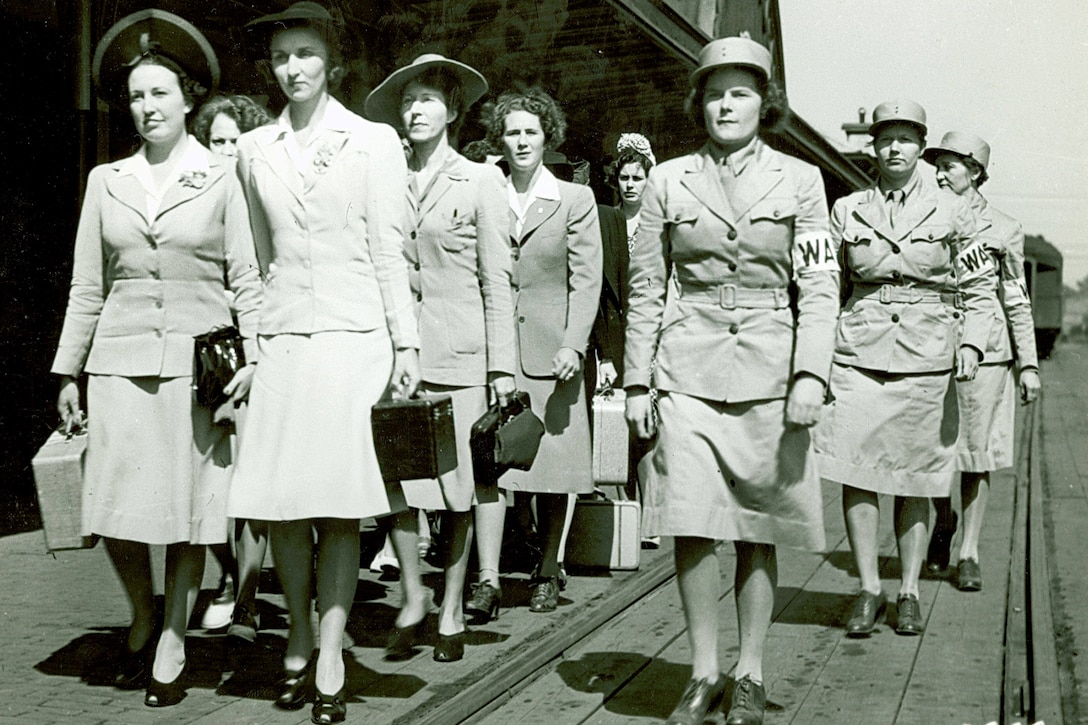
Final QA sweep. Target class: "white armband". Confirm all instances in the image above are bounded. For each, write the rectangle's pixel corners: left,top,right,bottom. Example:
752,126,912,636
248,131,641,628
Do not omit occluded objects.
1002,277,1030,305
954,240,995,282
791,231,839,276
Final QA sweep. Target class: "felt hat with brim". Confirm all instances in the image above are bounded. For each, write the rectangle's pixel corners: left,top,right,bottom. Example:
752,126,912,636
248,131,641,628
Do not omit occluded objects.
93,9,219,109
689,37,772,89
869,99,927,136
922,131,991,181
244,1,342,56
365,54,488,128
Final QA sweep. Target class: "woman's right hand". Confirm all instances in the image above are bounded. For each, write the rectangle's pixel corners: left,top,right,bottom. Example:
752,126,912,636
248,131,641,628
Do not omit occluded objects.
625,387,656,440
57,376,82,433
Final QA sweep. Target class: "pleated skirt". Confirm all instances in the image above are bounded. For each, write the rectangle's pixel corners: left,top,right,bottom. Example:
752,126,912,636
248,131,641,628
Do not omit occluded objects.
228,330,395,521
400,383,493,512
642,391,825,551
956,361,1015,472
815,363,958,498
83,374,232,545
499,369,594,495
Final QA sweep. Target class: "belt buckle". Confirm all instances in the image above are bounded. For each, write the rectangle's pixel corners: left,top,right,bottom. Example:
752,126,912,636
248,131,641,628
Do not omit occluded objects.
878,285,892,304
719,284,737,309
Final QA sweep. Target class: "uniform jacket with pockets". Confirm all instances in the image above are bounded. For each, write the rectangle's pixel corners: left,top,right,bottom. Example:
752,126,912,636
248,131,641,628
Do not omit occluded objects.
831,172,995,374
52,138,261,378
235,98,418,350
624,139,840,404
967,192,1038,370
404,149,516,386
508,171,603,378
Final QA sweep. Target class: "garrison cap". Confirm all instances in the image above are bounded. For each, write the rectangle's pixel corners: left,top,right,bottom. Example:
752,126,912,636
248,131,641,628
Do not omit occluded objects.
923,131,991,180
690,37,772,88
869,99,927,136
92,9,219,109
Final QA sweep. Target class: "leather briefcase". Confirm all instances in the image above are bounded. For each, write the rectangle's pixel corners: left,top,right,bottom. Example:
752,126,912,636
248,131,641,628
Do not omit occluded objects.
371,394,457,482
31,424,97,551
470,391,544,485
565,494,641,571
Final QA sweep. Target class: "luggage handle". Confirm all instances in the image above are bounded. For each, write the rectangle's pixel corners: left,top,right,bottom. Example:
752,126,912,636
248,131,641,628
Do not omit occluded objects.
61,416,88,440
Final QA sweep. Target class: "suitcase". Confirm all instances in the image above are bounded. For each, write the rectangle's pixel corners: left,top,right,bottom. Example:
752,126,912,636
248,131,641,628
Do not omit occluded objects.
565,497,641,570
592,387,629,485
31,426,96,551
371,394,457,482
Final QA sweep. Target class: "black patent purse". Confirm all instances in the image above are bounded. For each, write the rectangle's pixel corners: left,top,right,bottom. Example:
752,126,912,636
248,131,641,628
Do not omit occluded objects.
192,326,245,410
469,391,545,485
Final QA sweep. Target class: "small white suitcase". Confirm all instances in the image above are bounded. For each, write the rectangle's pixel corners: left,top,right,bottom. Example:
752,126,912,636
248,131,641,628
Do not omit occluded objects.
592,387,629,486
31,426,96,551
565,497,641,570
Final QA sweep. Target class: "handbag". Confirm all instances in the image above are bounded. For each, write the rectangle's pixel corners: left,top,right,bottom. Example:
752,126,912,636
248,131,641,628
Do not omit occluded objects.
371,393,457,482
192,326,246,410
470,391,545,484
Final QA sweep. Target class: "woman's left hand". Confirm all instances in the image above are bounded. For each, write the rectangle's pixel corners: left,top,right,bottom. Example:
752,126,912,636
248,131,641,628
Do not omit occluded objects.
552,347,582,383
956,345,981,381
785,374,825,428
489,372,516,407
224,363,257,405
393,347,422,398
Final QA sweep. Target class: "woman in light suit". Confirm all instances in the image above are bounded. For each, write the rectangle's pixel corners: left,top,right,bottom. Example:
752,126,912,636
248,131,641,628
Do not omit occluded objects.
226,4,420,722
625,38,838,725
365,54,515,662
52,10,261,707
480,86,602,614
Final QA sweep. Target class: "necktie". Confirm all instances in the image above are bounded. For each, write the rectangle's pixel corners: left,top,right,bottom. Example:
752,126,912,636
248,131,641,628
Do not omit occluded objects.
886,189,903,226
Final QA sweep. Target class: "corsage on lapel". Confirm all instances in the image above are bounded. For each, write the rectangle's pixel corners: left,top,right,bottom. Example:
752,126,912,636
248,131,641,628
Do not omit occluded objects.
179,169,208,189
313,140,338,174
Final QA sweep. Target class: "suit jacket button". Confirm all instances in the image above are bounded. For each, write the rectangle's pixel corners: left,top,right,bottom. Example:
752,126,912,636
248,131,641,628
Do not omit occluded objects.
518,316,525,323
891,271,901,281
414,263,420,271
728,262,737,272
729,323,739,334
727,229,738,240
512,249,520,260
674,214,681,221
890,244,901,254
953,311,961,319
410,231,417,239
416,293,422,302
891,314,900,323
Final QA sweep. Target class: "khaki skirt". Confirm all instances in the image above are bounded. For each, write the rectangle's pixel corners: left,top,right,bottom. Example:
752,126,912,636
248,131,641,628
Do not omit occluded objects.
815,363,958,498
83,374,232,545
401,383,494,512
643,391,825,551
228,330,395,522
956,361,1015,472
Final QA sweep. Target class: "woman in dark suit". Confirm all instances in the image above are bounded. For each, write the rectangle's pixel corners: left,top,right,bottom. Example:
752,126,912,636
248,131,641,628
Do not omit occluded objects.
52,10,261,707
477,86,602,613
625,38,838,725
365,54,515,662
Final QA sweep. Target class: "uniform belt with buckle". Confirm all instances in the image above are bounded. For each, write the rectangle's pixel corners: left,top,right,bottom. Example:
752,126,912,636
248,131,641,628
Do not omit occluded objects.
852,282,957,306
676,282,790,309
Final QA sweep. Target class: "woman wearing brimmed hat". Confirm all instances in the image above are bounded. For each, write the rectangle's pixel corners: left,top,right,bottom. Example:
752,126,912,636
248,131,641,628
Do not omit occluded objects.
479,85,602,616
814,102,997,639
51,9,261,707
624,37,837,725
921,132,1040,590
364,54,515,663
225,3,420,722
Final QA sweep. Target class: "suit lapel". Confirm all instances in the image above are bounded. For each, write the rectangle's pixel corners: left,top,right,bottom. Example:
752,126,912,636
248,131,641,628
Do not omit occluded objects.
104,168,150,226
303,130,350,193
679,149,736,228
420,167,461,220
254,132,304,206
602,208,622,299
519,198,561,242
155,161,223,221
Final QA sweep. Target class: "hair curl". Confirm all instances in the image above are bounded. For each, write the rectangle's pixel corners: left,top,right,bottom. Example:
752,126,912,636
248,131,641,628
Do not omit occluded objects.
606,149,653,189
191,95,273,146
482,85,567,152
683,68,788,132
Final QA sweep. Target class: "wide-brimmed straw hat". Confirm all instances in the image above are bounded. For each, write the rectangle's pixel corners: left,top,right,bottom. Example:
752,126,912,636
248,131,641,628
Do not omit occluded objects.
869,99,927,137
922,131,991,182
689,37,772,89
92,9,219,108
365,54,488,128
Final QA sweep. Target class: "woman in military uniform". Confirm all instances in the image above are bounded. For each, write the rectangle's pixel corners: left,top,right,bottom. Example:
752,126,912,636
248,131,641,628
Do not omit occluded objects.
922,132,1040,589
814,102,995,638
624,37,838,725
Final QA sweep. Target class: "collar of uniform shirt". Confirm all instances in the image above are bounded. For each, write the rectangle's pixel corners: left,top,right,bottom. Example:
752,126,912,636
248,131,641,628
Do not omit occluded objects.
507,163,560,218
707,135,759,177
118,134,210,197
272,95,355,143
877,167,923,203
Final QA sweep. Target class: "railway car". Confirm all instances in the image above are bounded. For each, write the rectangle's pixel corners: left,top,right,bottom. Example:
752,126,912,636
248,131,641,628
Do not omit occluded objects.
1023,234,1063,358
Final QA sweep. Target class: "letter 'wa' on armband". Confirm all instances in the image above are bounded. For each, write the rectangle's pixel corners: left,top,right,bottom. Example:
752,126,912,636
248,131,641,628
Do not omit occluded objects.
791,231,839,277
954,240,996,282
1002,277,1030,305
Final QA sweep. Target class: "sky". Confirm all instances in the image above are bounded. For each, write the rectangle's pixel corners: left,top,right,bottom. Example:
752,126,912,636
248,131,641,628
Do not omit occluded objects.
779,0,1088,285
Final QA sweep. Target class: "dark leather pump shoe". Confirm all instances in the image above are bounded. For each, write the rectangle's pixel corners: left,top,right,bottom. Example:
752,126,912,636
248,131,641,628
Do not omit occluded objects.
386,620,423,661
113,642,152,690
275,660,314,711
725,675,766,725
144,664,186,708
665,674,726,725
433,630,466,662
845,590,885,638
311,687,347,724
926,511,958,572
894,594,924,635
465,582,501,623
957,559,983,591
